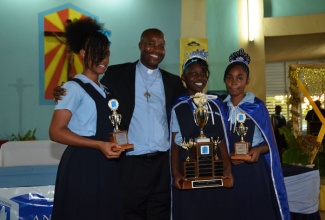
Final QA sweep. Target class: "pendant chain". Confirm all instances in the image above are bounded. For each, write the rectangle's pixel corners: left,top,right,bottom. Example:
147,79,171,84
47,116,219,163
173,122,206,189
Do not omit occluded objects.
139,70,159,102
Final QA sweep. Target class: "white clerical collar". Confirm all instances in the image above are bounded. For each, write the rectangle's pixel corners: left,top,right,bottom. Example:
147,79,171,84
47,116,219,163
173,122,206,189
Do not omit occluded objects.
137,60,158,75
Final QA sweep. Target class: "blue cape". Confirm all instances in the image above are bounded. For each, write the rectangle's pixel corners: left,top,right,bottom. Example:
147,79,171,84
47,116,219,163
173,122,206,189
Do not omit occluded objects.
224,97,290,220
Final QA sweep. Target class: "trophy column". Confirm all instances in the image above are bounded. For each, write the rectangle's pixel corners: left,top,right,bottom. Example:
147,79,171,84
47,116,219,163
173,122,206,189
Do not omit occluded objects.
108,99,134,151
231,113,251,160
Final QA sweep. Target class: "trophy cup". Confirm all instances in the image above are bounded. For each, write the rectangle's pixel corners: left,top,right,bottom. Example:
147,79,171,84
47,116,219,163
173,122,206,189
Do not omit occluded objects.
108,99,134,151
179,92,231,189
231,113,251,160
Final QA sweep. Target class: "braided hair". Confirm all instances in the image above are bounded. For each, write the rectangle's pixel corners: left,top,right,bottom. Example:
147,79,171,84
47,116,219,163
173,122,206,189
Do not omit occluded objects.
223,48,250,82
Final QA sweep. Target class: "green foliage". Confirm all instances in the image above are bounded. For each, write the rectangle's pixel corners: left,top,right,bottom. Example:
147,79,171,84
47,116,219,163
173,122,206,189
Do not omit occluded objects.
279,127,297,149
11,129,37,141
282,148,301,164
279,126,323,165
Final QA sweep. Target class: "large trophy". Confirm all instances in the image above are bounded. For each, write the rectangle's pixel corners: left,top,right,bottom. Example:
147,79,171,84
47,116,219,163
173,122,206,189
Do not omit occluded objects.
179,93,231,189
108,99,134,151
230,113,251,160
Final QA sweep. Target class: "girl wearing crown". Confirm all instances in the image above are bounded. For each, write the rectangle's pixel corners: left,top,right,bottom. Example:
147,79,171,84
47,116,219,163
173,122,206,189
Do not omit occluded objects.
49,18,123,219
222,49,290,220
170,50,234,219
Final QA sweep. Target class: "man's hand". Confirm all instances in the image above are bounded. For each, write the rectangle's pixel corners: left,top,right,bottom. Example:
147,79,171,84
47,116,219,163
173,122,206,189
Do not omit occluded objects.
53,82,66,104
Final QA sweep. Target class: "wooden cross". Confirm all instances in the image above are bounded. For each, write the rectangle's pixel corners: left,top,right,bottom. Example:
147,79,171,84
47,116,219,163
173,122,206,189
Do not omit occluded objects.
44,19,73,81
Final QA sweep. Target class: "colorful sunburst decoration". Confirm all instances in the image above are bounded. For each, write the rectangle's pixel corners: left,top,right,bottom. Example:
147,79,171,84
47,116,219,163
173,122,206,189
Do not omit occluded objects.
39,4,96,103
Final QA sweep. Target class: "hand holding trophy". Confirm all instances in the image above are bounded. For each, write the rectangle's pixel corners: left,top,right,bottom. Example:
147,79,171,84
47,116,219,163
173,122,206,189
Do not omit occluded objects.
108,99,134,151
231,113,251,160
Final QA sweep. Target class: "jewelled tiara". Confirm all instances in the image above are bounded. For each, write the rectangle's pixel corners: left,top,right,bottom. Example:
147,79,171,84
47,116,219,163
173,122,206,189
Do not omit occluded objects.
182,49,208,72
229,48,250,65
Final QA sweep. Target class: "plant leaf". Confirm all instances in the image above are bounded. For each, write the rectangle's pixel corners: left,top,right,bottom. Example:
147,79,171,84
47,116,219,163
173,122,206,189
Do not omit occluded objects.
282,148,300,164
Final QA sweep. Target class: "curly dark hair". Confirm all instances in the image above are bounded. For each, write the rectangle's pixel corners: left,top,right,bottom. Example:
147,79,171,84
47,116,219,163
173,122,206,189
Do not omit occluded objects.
65,17,110,68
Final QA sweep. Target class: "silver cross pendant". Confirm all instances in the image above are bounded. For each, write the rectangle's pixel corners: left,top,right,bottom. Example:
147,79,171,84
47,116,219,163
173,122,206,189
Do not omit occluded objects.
144,91,151,102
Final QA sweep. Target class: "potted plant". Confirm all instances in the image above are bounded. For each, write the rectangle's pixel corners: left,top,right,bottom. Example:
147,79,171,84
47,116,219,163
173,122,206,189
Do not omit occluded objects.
11,128,37,141
279,126,324,167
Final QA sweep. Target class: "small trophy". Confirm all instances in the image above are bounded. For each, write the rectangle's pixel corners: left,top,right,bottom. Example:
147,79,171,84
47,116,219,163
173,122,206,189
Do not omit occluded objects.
231,113,251,160
181,138,195,161
179,92,231,189
108,99,134,151
212,137,220,160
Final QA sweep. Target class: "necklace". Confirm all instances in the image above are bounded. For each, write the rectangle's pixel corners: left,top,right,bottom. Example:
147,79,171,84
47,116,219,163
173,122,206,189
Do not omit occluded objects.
139,69,159,102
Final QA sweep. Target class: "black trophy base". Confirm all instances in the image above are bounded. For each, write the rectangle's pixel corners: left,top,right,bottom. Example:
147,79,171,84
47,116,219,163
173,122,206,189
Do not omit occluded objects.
180,177,232,189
